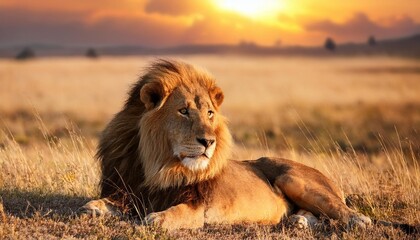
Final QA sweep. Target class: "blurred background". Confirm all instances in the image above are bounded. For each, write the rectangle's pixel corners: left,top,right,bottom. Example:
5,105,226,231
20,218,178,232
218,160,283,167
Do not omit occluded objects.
0,2,419,238
0,0,419,156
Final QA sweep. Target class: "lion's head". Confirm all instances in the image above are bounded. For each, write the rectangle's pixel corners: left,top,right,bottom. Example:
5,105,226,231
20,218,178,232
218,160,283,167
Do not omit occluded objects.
99,60,232,194
138,60,232,189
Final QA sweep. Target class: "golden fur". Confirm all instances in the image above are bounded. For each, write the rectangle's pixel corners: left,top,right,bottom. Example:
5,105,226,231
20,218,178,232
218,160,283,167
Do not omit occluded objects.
82,60,371,230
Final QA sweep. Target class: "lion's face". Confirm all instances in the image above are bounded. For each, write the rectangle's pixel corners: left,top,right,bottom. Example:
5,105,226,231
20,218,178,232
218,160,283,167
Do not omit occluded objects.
136,61,231,188
161,87,219,171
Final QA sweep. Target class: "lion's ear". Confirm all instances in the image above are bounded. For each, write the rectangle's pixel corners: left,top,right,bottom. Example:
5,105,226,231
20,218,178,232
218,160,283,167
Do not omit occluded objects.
140,82,166,110
210,86,224,108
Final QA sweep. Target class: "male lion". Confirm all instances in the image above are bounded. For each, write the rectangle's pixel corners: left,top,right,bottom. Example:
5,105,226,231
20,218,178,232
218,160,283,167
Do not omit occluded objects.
82,60,371,230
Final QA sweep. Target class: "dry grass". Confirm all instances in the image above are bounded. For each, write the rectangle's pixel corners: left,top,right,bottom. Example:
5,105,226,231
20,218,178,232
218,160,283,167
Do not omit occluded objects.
0,56,419,239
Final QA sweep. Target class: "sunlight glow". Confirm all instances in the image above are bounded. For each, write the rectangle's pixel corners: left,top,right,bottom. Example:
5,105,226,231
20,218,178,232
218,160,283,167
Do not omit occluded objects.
216,0,284,19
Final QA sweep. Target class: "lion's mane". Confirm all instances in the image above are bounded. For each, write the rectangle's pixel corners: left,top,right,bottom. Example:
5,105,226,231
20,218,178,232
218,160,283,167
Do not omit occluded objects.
98,60,232,214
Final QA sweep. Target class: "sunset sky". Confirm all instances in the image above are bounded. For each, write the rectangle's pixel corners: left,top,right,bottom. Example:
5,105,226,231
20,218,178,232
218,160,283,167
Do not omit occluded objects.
1,0,420,47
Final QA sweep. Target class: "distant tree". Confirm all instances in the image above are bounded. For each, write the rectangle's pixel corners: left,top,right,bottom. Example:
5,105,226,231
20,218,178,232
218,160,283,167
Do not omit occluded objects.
368,36,377,46
15,47,35,60
86,48,99,58
324,38,336,51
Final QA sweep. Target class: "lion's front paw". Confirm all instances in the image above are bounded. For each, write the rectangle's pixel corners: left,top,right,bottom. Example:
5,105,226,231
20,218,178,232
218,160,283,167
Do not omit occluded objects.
289,214,309,229
79,199,120,217
348,213,372,229
289,210,318,230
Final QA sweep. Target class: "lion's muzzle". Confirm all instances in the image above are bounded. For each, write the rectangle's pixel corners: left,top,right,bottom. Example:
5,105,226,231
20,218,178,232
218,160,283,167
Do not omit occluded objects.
174,141,217,171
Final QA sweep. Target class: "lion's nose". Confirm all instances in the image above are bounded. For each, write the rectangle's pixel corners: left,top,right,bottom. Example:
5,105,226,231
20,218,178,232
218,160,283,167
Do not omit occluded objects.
196,138,215,148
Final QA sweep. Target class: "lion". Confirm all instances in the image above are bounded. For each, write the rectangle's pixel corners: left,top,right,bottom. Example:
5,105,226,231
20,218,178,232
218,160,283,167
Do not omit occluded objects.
81,59,371,230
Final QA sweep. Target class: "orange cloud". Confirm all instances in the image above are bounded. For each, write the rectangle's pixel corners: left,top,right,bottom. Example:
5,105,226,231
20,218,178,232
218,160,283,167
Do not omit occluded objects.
0,6,184,46
145,0,215,16
0,0,142,12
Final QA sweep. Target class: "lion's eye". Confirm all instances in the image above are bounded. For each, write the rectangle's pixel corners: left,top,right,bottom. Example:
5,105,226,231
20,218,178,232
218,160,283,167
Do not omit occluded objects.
179,108,189,115
208,110,214,119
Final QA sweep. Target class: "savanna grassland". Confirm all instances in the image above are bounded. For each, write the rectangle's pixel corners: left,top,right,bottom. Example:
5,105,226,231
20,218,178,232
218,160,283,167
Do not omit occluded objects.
0,56,419,239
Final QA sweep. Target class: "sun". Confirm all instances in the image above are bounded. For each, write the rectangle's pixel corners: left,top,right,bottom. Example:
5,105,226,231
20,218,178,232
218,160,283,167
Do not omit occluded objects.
216,0,284,19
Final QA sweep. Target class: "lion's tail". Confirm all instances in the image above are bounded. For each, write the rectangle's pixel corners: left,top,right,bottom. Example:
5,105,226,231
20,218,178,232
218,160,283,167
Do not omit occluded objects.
346,195,419,235
373,219,419,235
